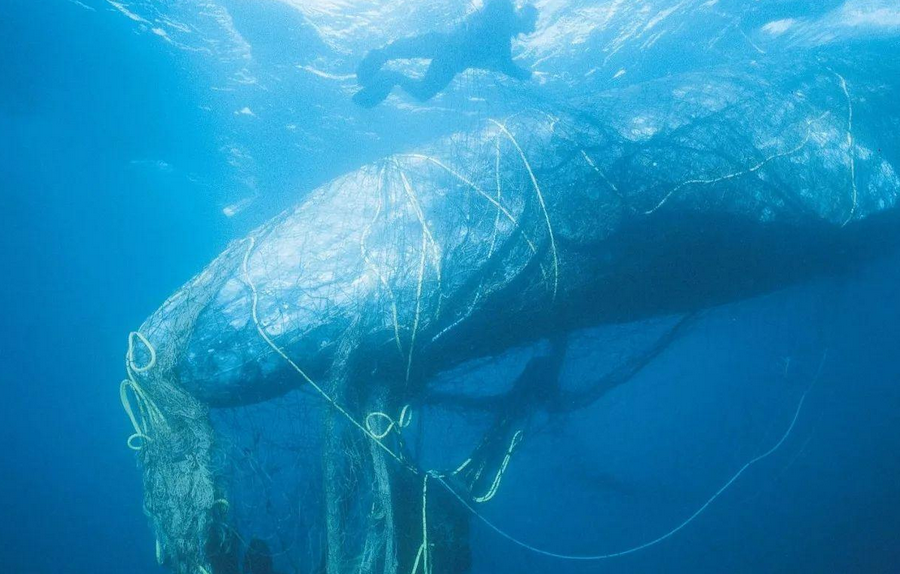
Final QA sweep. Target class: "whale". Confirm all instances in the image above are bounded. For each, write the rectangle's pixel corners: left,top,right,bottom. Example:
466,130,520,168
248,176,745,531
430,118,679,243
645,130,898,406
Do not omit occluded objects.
132,63,900,408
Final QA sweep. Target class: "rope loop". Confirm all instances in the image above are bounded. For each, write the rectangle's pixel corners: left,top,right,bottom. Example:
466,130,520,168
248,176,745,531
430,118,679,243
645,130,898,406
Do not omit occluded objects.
398,404,413,428
120,331,167,450
119,377,166,451
126,432,152,451
364,405,413,439
127,331,157,374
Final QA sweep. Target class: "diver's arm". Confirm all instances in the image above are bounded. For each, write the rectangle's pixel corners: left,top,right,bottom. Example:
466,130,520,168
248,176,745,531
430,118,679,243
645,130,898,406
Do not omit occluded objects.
493,56,533,80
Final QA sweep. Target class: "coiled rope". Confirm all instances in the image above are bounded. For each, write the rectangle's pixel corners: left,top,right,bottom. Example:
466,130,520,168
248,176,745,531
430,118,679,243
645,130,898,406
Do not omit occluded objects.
366,405,413,439
120,331,166,451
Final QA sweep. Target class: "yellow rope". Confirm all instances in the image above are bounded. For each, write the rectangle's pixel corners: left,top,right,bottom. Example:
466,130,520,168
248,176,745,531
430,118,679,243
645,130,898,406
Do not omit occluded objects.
407,191,429,384
242,237,416,473
409,543,425,574
409,474,432,574
126,129,826,569
487,135,503,258
127,330,157,373
360,165,405,357
437,365,822,560
398,404,412,428
397,166,443,382
365,405,412,440
398,153,539,256
242,236,539,571
120,331,166,451
834,72,858,227
453,458,471,475
644,113,825,215
473,430,523,503
422,474,430,574
397,165,443,285
489,119,559,300
120,380,151,450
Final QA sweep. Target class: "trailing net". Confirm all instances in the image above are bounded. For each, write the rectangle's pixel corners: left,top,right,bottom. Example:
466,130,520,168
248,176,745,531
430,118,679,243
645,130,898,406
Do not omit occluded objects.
119,67,894,573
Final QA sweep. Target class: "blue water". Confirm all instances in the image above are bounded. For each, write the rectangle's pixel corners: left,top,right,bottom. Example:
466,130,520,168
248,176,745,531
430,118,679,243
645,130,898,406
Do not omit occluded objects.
3,1,900,572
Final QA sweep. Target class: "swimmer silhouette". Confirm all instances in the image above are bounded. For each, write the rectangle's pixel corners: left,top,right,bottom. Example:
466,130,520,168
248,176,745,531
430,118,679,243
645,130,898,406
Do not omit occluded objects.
353,0,538,108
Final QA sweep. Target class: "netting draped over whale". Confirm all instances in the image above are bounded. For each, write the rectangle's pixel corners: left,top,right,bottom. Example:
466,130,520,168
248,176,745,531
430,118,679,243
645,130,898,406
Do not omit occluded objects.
120,59,899,574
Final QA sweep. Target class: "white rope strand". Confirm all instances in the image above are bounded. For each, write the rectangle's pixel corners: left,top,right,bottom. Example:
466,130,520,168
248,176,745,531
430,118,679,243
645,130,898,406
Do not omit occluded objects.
437,373,819,560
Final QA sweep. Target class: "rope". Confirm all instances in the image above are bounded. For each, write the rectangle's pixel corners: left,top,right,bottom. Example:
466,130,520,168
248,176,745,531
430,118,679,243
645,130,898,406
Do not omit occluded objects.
241,236,418,474
489,119,559,299
236,235,822,567
422,474,430,574
473,430,523,503
834,71,857,227
398,153,540,256
437,374,819,560
365,405,413,440
127,331,157,373
397,168,433,383
360,165,405,357
120,380,157,450
119,331,166,450
409,474,432,574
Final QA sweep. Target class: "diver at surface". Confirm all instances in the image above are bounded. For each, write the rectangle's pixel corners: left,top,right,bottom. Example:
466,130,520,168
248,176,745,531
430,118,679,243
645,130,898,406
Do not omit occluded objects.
353,0,538,108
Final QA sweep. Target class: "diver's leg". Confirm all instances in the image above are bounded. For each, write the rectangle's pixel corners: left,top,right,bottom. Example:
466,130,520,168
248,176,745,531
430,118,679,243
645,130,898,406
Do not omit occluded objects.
396,58,458,102
381,32,448,60
358,32,448,86
357,49,389,86
355,57,457,107
352,71,405,108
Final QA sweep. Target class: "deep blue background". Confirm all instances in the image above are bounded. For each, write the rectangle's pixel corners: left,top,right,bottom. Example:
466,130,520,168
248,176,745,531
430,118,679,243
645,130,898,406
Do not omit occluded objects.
2,1,899,573
2,1,227,571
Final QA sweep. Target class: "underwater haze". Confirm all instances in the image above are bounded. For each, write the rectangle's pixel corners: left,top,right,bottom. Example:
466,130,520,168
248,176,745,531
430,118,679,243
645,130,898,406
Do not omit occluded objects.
2,0,900,573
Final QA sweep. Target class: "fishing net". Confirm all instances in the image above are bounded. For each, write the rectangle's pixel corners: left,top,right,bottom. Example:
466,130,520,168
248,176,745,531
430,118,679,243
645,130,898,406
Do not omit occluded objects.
120,109,573,574
119,59,898,574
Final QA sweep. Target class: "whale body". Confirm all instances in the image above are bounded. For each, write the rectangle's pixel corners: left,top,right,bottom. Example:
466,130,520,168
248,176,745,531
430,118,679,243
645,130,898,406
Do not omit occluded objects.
134,62,900,408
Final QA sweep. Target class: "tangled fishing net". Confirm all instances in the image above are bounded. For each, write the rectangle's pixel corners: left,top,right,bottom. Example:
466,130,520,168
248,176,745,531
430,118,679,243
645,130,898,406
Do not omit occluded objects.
119,55,899,574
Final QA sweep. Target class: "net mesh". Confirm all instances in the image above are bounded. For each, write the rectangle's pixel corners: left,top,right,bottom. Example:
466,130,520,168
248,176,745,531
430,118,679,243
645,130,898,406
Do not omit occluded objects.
120,67,896,573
